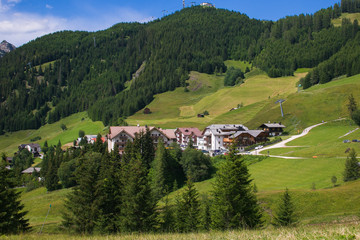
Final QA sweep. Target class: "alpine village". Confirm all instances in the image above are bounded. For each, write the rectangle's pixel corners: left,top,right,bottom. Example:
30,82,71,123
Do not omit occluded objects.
2,0,360,239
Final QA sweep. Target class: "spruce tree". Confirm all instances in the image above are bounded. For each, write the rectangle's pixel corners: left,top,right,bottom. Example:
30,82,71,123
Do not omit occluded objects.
348,94,357,116
273,188,296,226
343,148,360,182
211,144,262,230
119,152,156,232
0,159,30,234
174,178,200,232
151,138,170,201
62,152,102,234
95,152,122,233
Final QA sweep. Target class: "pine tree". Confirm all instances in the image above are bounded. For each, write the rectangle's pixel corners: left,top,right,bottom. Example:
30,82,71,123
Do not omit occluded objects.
211,144,262,230
0,159,30,234
150,138,170,201
157,191,175,232
119,152,156,232
273,188,296,226
343,148,360,182
62,152,102,234
348,94,357,116
174,178,200,232
95,152,122,233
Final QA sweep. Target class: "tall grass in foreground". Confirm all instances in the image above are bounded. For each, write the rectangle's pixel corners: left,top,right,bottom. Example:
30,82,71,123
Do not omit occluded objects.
6,223,360,240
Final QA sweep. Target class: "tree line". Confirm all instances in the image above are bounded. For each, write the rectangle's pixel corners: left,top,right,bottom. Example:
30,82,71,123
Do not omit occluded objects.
2,1,360,132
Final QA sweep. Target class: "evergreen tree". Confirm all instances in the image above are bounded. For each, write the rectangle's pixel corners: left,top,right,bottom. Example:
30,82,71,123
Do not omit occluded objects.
150,138,170,201
62,152,102,233
95,152,122,233
174,178,200,232
348,94,358,116
211,144,262,230
273,188,296,226
343,148,360,181
181,147,212,182
119,152,156,232
157,191,175,232
0,159,30,234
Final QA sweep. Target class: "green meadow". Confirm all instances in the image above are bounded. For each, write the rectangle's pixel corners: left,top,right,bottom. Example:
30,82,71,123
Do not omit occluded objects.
261,120,360,158
127,62,303,129
0,112,105,155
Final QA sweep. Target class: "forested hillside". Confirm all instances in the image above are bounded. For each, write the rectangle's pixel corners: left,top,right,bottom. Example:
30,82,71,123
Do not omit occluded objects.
1,0,360,133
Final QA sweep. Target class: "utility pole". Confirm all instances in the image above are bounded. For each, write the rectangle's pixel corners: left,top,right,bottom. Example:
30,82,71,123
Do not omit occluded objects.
183,0,185,8
275,99,285,117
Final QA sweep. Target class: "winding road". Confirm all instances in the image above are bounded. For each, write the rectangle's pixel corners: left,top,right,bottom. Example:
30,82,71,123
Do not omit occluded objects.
252,121,328,159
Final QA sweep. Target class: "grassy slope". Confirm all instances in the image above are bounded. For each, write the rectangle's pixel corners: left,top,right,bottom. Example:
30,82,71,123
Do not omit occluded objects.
262,120,360,158
332,12,360,27
0,112,105,155
245,74,360,132
127,64,302,129
21,187,72,233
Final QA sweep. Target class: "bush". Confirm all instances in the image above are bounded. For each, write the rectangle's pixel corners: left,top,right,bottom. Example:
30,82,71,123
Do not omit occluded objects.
30,136,41,142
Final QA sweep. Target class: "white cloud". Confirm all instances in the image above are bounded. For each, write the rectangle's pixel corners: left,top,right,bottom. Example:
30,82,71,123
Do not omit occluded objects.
0,12,68,46
45,4,53,9
0,4,153,46
0,0,21,12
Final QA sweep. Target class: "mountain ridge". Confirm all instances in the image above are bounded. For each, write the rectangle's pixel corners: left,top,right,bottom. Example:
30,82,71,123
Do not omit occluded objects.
0,40,16,57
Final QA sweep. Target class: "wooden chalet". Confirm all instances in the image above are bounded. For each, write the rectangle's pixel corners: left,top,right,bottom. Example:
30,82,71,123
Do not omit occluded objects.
259,122,286,136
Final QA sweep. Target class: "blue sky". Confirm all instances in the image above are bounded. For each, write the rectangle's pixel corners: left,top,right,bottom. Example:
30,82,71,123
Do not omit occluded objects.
0,0,339,46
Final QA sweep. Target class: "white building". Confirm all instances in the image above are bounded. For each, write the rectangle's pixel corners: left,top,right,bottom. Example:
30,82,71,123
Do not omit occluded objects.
175,127,203,149
198,124,248,152
107,126,176,153
200,2,215,7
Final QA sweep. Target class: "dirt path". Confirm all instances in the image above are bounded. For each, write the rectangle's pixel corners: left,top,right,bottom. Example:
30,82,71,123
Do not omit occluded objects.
253,121,328,158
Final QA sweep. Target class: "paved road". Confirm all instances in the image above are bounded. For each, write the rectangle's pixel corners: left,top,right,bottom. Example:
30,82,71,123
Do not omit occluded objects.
252,121,328,158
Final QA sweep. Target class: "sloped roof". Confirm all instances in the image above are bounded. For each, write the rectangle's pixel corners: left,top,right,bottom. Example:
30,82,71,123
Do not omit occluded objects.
203,124,248,136
22,167,41,174
160,129,176,139
232,130,265,139
177,128,203,137
109,126,153,139
261,123,286,128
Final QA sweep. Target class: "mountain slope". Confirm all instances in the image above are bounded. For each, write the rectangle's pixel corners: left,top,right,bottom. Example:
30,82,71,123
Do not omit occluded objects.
1,2,360,133
0,40,16,57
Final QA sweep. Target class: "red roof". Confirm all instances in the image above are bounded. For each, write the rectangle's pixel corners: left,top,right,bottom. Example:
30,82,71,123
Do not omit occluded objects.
177,128,203,137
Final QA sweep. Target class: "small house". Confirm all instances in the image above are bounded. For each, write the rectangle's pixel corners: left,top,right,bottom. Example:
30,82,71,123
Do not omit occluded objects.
259,122,286,136
18,143,41,157
22,167,41,175
143,108,151,114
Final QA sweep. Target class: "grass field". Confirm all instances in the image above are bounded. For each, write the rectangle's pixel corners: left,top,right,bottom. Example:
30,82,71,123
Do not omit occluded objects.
0,112,105,155
127,65,303,129
261,120,360,158
8,223,360,239
332,12,360,27
244,74,360,132
20,187,72,233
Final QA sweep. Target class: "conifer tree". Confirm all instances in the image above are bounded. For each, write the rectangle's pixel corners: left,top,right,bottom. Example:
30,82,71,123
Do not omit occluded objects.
273,188,296,226
150,138,170,201
62,152,102,234
0,159,30,234
119,152,156,232
174,178,200,232
157,191,175,232
211,144,262,230
343,148,360,181
95,152,122,233
348,94,357,116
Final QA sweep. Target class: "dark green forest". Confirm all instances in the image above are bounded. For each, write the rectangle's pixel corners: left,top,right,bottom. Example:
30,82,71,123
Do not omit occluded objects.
1,0,360,132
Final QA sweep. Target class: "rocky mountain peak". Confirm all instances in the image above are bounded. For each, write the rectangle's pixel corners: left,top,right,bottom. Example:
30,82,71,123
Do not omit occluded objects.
0,40,16,57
